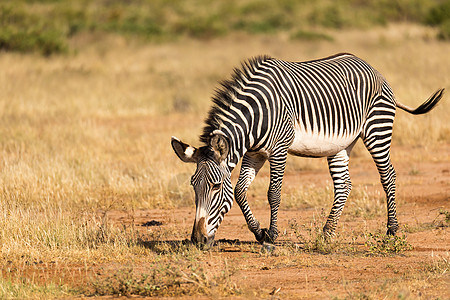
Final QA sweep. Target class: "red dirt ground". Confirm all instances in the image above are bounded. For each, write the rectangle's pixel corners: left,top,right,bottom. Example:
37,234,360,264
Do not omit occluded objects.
106,144,449,299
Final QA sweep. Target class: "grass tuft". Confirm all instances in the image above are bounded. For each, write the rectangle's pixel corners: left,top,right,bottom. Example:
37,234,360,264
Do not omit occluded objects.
365,232,413,255
421,255,449,276
288,217,340,254
83,261,240,297
0,277,71,299
438,209,450,225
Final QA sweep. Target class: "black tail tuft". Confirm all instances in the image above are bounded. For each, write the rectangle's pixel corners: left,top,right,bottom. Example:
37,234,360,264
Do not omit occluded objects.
396,88,445,115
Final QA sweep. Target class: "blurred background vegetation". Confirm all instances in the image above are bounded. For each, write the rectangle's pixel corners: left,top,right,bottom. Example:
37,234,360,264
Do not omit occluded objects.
1,0,449,56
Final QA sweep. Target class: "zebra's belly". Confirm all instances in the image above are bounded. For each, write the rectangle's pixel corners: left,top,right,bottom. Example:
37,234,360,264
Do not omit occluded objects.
288,124,359,157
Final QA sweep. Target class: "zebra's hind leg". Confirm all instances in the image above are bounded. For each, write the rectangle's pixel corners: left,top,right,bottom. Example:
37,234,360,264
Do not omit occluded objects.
234,152,267,243
363,135,398,235
323,149,352,237
362,101,398,235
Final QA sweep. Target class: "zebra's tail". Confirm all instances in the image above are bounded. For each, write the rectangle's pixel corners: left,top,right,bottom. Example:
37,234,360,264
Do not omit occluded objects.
396,88,445,115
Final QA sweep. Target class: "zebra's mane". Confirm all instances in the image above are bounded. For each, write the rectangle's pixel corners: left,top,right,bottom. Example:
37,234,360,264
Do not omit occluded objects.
200,55,273,145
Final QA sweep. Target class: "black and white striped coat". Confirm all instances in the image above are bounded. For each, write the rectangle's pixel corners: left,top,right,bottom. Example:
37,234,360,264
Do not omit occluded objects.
172,53,444,246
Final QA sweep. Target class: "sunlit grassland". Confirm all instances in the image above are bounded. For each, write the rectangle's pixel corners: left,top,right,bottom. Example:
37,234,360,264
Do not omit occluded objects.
0,23,449,297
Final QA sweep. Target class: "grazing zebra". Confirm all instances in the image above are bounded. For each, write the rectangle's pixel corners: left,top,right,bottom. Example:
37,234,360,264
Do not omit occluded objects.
171,53,444,246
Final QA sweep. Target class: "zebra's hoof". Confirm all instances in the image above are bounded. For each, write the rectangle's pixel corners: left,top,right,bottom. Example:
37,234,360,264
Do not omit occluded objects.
261,242,275,253
386,227,398,236
323,230,336,241
256,228,278,245
254,230,265,244
322,223,336,238
256,228,269,244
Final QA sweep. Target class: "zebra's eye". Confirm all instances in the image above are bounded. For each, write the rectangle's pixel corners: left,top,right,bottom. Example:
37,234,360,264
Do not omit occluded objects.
212,182,221,190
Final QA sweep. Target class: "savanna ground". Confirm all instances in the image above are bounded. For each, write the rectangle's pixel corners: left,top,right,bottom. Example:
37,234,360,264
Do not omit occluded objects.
0,2,450,298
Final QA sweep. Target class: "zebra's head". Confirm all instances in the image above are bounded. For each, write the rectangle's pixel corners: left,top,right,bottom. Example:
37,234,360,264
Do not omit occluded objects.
171,132,233,247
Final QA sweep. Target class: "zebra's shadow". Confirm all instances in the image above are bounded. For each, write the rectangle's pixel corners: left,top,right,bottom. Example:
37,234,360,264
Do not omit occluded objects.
137,238,260,254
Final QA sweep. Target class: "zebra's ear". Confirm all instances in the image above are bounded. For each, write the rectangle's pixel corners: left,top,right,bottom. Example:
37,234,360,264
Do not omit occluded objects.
171,136,198,163
209,131,230,163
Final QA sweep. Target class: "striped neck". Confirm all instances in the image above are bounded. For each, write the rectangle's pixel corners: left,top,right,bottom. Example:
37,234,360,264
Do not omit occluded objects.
213,123,248,171
200,56,273,171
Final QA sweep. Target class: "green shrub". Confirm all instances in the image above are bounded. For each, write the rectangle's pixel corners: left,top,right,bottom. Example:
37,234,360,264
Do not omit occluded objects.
0,4,68,55
309,5,346,29
174,15,227,39
232,0,293,33
371,0,432,23
62,8,90,37
365,232,412,255
426,0,450,25
291,30,333,41
0,0,447,55
438,22,450,40
425,0,450,40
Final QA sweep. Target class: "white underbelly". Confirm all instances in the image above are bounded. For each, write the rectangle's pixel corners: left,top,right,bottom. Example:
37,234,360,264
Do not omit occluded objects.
288,123,359,157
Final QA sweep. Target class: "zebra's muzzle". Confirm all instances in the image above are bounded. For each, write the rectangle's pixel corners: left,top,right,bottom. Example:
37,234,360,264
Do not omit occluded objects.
191,217,214,247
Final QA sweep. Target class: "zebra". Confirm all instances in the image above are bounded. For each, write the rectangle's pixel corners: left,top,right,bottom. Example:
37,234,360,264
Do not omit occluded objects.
171,53,444,246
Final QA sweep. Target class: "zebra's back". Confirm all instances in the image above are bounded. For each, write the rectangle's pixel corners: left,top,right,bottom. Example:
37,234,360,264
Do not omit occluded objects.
260,54,391,157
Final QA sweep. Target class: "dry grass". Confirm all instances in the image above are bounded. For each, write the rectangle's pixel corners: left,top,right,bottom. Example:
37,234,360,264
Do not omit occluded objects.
0,23,449,298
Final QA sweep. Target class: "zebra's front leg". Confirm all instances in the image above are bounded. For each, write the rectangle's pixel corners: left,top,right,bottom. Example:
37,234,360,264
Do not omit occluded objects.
323,149,352,237
260,150,288,244
234,153,267,243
